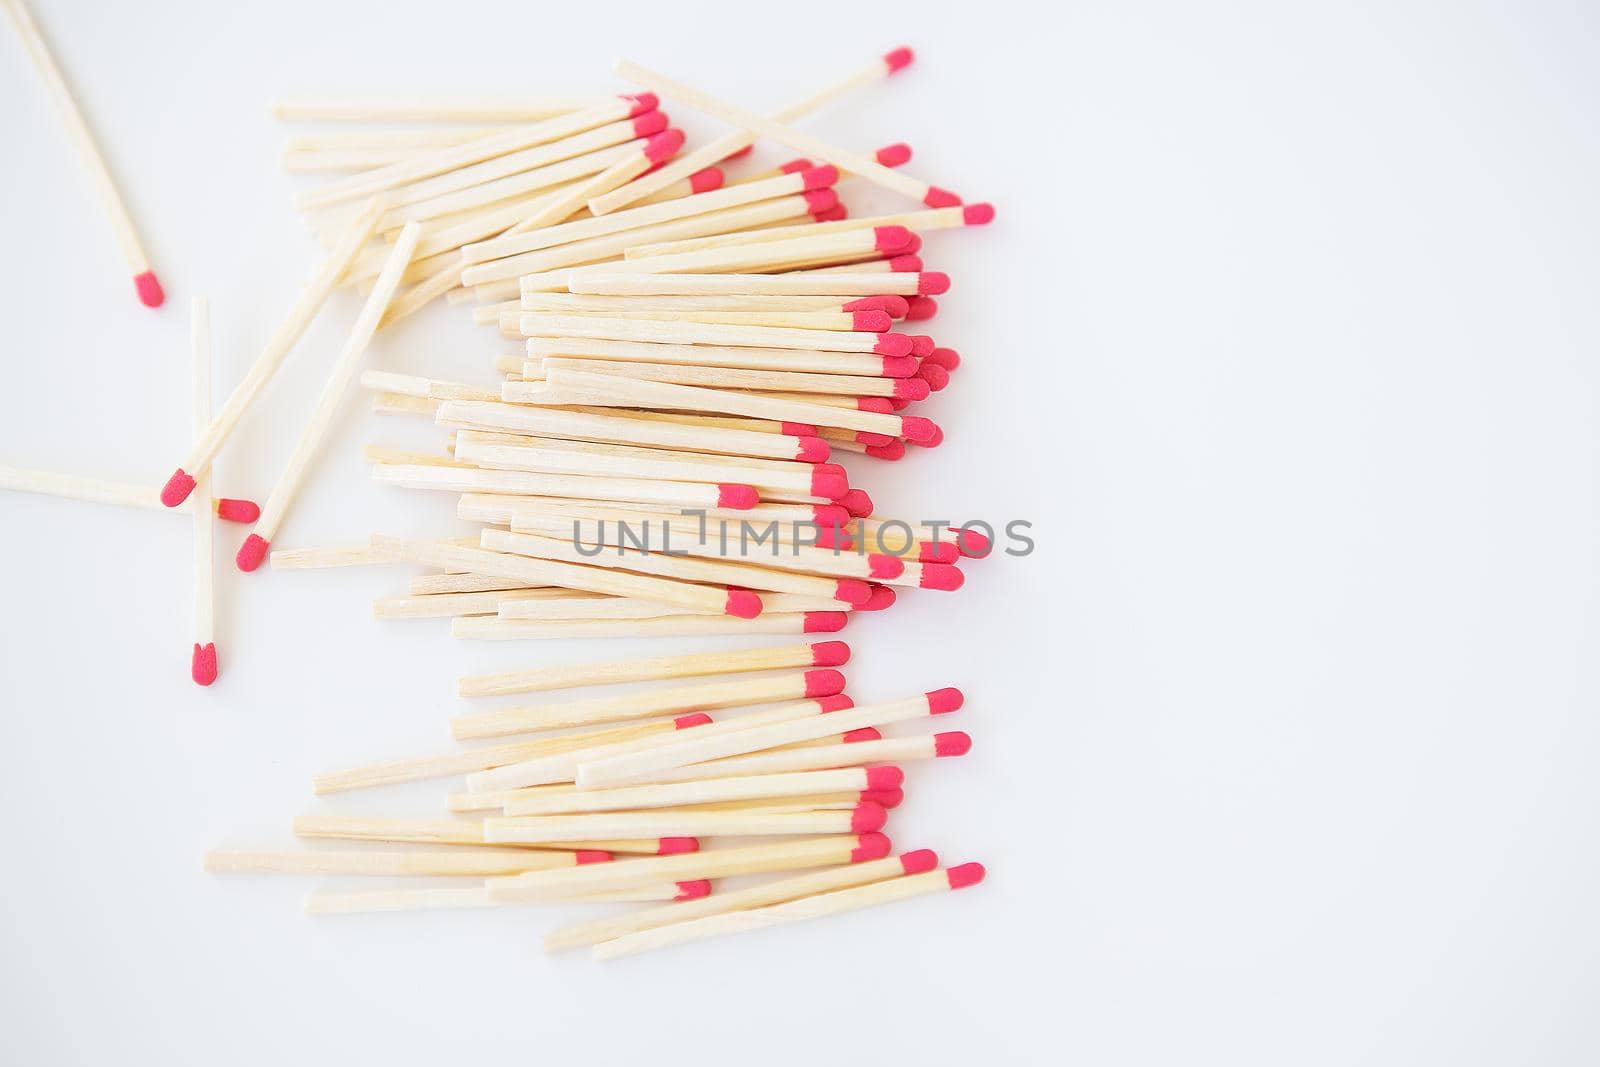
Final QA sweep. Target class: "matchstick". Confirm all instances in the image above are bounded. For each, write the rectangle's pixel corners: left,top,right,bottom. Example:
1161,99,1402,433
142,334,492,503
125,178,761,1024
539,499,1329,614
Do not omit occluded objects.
593,860,984,960
525,337,913,377
0,465,256,522
2,0,163,306
520,293,911,317
189,298,217,685
646,731,970,785
486,833,889,902
235,223,423,571
290,816,680,854
568,225,918,280
527,357,926,402
491,592,843,622
303,879,708,915
568,270,949,297
616,59,962,207
519,312,914,355
371,461,761,511
204,847,606,877
271,96,603,122
283,128,502,152
484,802,886,844
450,667,847,740
628,202,995,260
504,765,901,817
267,544,389,569
160,199,385,507
457,639,848,697
525,307,892,332
452,612,845,641
372,588,577,620
456,492,847,530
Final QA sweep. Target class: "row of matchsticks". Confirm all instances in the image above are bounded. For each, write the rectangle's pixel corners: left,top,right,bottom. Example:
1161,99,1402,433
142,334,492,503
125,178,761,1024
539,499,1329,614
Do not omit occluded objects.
2,9,992,958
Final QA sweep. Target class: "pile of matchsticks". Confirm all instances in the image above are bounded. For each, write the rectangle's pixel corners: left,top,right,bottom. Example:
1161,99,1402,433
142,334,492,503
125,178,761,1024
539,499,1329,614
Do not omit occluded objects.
208,640,984,959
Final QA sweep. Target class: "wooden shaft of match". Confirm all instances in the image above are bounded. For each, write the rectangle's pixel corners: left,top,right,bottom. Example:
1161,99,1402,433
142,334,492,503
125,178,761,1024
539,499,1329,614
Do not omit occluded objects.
629,205,969,259
434,400,810,461
504,766,878,817
177,199,384,482
530,357,905,399
373,393,439,417
251,223,422,546
485,807,861,844
514,147,653,232
520,313,891,354
571,226,895,279
204,848,583,877
458,641,833,698
652,735,938,783
271,96,602,122
373,461,738,509
304,881,692,915
284,128,503,152
594,869,954,960
190,298,214,648
570,272,932,297
411,572,548,594
522,293,894,314
379,259,462,325
372,588,576,620
451,669,831,740
486,835,862,902
2,0,151,275
616,59,949,205
524,308,873,331
454,430,813,477
456,436,818,495
457,491,829,528
290,816,664,854
361,370,499,402
493,592,838,622
269,544,390,569
0,466,231,516
451,612,833,641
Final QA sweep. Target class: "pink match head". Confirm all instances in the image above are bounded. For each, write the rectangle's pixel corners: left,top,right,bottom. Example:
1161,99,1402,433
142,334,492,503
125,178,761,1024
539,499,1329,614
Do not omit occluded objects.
851,309,892,332
812,204,849,222
850,801,888,834
917,271,951,295
905,297,939,322
880,355,919,377
926,347,961,371
214,497,260,523
190,642,217,686
865,765,905,790
873,226,916,253
160,469,196,508
918,562,964,591
887,398,912,411
803,187,839,215
926,687,964,714
727,143,754,160
689,167,725,193
575,850,614,865
809,463,850,500
716,483,759,509
861,788,904,809
235,533,270,572
852,831,892,862
724,589,764,619
833,579,873,607
875,142,913,167
803,668,847,698
810,640,851,667
899,416,939,444
803,611,848,633
908,334,934,358
894,377,931,401
817,694,855,713
815,526,851,551
621,92,658,116
951,526,991,557
946,862,986,889
963,202,996,225
813,503,850,526
845,295,909,318
674,712,713,729
861,584,897,611
888,254,924,272
917,423,945,448
800,164,839,190
657,837,700,855
843,726,881,743
872,333,912,357
780,421,818,436
900,849,939,875
632,110,670,138
133,271,165,308
935,731,972,757
643,127,684,162
857,397,895,414
883,46,914,73
922,186,962,208
795,436,831,463
839,488,874,517
916,363,950,392
918,540,960,564
674,879,713,901
779,158,814,175
867,554,906,580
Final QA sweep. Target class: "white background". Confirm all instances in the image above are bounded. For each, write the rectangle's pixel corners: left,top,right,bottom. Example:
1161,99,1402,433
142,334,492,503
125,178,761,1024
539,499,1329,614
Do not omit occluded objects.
1,1,1596,1063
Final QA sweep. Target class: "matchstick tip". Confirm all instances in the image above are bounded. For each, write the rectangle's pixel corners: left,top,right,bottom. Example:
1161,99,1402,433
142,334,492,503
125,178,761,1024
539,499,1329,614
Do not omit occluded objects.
643,127,685,162
873,226,917,254
951,526,991,557
235,533,270,572
812,204,849,223
861,585,898,612
779,158,814,175
946,862,987,890
867,554,906,580
851,831,893,862
935,731,973,757
726,143,755,160
916,271,950,295
817,694,855,713
926,346,960,370
133,270,166,308
689,167,725,193
962,202,996,225
674,879,712,901
905,296,939,321
803,188,839,216
851,309,892,332
724,589,764,619
856,431,895,448
632,110,670,137
621,92,659,116
926,687,965,715
900,848,939,875
865,765,905,790
865,439,907,461
834,579,873,607
893,376,931,402
214,497,261,523
810,640,851,667
839,488,874,518
888,254,924,272
803,611,849,634
875,142,913,168
863,787,904,809
920,540,961,564
858,398,895,414
843,727,881,743
845,294,909,318
908,334,934,358
190,642,218,686
915,363,950,393
800,164,839,190
809,463,850,501
883,46,915,73
803,668,847,698
918,563,965,591
715,483,760,510
657,837,699,855
796,436,831,463
922,186,963,208
880,355,919,378
916,423,945,448
812,503,850,526
899,417,939,446
780,420,818,437
160,469,196,507
674,712,714,729
575,850,614,865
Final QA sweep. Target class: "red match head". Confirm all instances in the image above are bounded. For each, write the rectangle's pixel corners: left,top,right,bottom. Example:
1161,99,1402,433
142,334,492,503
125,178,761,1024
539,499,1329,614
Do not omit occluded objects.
850,801,888,833
674,712,713,729
803,611,848,633
726,143,755,160
810,464,850,500
875,142,913,167
926,687,964,714
867,554,905,580
922,186,962,208
883,46,914,73
810,640,851,667
716,483,759,509
865,765,904,790
839,488,874,517
160,469,196,508
894,377,931,401
951,526,991,557
918,540,960,564
860,585,897,612
133,271,165,308
833,579,873,607
926,346,961,370
801,164,839,190
235,533,270,572
779,158,814,175
812,204,849,222
724,589,763,619
888,254,924,272
674,879,712,901
214,497,260,523
946,861,986,889
915,422,945,448
872,333,913,357
190,642,217,686
935,731,972,757
851,831,892,862
804,668,847,698
689,167,725,193
907,334,934,358
845,295,910,318
881,354,919,377
621,92,658,116
657,837,699,855
795,436,831,463
575,850,614,865
780,421,818,436
861,788,904,809
918,563,964,591
917,271,950,295
812,503,850,526
872,226,916,253
815,526,851,551
904,295,938,321
916,363,950,392
803,187,839,215
632,110,669,138
963,202,995,225
851,309,892,332
817,694,855,713
865,440,906,460
899,416,939,444
900,849,939,875
857,397,895,414
642,127,684,162
842,727,881,743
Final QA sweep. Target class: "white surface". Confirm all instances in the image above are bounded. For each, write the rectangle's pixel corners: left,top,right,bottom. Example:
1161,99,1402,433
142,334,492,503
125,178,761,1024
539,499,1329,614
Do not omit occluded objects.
1,1,1596,1063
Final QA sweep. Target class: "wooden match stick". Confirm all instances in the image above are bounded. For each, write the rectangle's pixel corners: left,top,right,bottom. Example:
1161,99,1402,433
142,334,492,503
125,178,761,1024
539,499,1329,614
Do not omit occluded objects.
450,667,846,740
283,128,502,152
521,293,911,316
527,357,924,402
490,592,842,623
646,731,969,785
2,0,163,306
593,859,984,960
0,465,257,522
519,313,912,355
372,588,577,620
628,203,995,260
452,612,844,641
567,224,917,281
272,96,603,122
189,298,217,685
504,766,899,817
303,880,704,914
524,307,891,332
160,198,385,508
456,492,846,531
267,544,389,569
290,816,677,854
372,461,760,511
616,59,961,208
567,271,948,297
487,833,888,902
235,222,422,571
458,639,847,698
484,803,886,844
526,336,910,377
204,847,603,877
